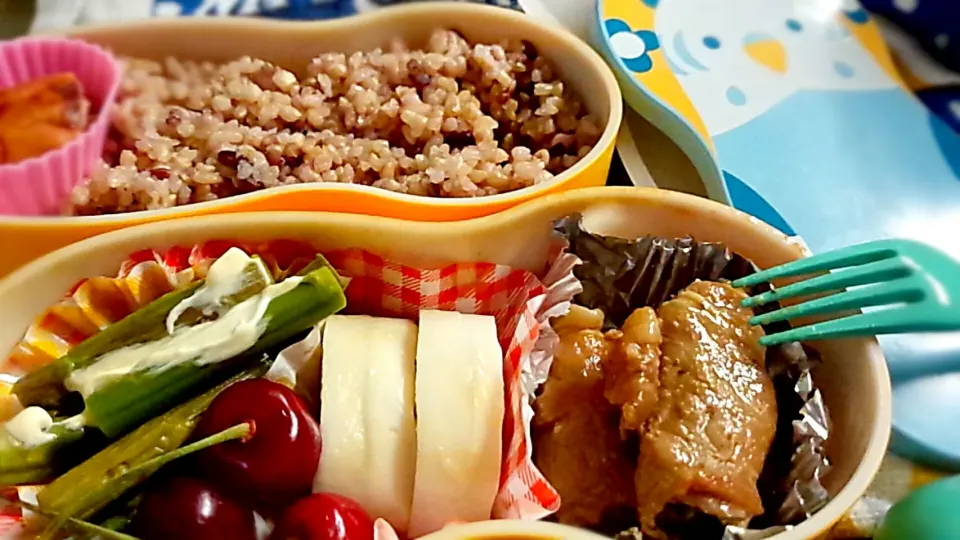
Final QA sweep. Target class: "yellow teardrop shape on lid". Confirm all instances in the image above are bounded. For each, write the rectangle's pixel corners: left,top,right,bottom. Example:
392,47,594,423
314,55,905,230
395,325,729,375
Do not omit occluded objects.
743,39,788,73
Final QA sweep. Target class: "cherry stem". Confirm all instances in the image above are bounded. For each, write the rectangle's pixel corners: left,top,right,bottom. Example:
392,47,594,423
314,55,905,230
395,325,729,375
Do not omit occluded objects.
15,500,138,540
121,421,252,480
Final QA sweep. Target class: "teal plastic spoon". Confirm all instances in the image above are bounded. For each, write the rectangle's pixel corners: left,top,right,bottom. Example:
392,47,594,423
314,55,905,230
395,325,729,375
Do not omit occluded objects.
875,475,960,540
733,238,960,347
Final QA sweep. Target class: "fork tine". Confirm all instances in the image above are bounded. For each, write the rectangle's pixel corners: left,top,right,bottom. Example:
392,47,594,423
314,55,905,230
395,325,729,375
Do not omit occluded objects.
759,308,912,346
749,279,917,326
732,240,898,288
741,258,908,308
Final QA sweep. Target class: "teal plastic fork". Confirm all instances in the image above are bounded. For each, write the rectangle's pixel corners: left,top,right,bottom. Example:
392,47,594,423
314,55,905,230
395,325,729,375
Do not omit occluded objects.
732,238,960,347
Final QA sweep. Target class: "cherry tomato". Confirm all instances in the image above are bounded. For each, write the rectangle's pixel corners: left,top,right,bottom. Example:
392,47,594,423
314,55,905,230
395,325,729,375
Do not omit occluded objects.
194,378,321,506
272,493,375,540
132,476,257,540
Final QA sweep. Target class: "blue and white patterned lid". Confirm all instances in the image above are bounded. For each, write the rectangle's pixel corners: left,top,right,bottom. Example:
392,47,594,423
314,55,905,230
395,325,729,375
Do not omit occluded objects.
596,0,960,469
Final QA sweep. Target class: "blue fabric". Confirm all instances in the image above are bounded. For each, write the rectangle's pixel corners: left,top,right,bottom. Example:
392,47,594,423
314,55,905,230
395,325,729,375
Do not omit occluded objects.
860,0,960,73
154,0,357,18
151,0,520,19
861,0,960,135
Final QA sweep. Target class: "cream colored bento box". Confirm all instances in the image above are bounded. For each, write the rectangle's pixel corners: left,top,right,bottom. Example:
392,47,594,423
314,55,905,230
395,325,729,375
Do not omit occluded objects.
0,187,891,540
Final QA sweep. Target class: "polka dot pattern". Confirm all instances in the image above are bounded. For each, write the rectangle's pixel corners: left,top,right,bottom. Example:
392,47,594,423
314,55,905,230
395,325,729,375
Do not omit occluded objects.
950,100,960,120
892,0,919,13
834,61,855,78
860,0,960,73
726,86,747,106
844,7,870,24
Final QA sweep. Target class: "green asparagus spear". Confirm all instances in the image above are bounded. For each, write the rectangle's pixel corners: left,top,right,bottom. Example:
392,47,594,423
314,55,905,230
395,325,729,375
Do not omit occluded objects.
0,419,89,485
14,255,273,409
36,365,265,521
81,265,346,438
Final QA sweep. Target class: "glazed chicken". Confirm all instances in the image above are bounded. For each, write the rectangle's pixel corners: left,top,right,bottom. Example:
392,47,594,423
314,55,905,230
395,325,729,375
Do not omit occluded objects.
0,73,89,164
534,306,636,527
634,281,777,538
602,307,662,437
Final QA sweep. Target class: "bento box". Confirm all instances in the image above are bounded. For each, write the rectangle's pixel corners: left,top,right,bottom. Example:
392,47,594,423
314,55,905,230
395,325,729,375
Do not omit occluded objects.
0,187,890,540
0,2,622,278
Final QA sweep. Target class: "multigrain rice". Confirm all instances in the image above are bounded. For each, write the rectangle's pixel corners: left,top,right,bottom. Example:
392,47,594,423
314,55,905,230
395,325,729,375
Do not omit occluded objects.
68,30,603,215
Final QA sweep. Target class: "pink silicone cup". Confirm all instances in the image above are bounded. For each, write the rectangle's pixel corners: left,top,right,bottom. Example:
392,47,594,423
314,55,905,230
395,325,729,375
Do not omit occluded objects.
0,37,121,216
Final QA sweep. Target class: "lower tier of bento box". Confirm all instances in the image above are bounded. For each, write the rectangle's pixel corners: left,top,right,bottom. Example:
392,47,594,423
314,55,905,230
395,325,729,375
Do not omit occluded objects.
0,187,890,540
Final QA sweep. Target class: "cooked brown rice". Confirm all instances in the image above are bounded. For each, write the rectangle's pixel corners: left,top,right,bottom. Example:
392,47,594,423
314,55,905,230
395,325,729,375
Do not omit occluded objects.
67,30,603,215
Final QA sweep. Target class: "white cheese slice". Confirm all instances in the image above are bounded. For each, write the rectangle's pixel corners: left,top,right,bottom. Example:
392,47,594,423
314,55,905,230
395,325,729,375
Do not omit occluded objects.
408,310,505,538
315,315,418,533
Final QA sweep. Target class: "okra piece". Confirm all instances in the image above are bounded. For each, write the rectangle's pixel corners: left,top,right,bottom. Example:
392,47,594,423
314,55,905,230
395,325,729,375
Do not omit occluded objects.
300,254,337,278
12,283,200,409
2,257,343,488
0,420,89,485
37,365,265,520
14,256,272,409
81,265,347,438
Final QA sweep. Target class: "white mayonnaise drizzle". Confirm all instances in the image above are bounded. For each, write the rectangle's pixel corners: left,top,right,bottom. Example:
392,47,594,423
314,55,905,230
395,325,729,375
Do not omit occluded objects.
4,408,86,448
5,407,57,448
164,247,270,334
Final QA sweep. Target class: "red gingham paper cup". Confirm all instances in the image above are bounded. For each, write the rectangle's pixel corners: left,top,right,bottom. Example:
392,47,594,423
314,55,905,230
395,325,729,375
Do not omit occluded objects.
0,37,120,216
9,239,572,524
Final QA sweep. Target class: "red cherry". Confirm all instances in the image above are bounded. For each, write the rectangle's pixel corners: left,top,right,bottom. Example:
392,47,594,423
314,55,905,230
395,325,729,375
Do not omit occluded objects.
194,378,322,506
132,476,257,540
272,493,375,540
